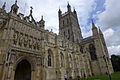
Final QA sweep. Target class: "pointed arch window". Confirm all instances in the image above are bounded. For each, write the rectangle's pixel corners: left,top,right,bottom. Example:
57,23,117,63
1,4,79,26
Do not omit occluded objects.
48,49,53,67
48,53,51,66
89,44,97,60
64,31,65,37
67,18,69,24
69,54,72,68
68,29,70,39
63,20,65,26
60,52,64,67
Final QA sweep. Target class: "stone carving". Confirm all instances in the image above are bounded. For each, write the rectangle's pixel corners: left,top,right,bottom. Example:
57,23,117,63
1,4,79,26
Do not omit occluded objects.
13,31,41,50
29,37,33,49
10,0,19,14
13,32,18,45
0,18,7,29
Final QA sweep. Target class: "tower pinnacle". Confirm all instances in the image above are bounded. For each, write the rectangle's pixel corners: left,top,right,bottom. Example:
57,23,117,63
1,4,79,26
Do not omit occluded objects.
58,8,62,18
67,2,71,12
15,0,17,4
92,19,96,28
98,27,103,34
10,0,19,14
2,2,6,10
38,16,45,29
91,19,98,36
73,7,76,14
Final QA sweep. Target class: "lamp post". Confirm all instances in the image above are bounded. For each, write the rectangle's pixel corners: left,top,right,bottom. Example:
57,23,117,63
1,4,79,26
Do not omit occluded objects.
103,55,111,80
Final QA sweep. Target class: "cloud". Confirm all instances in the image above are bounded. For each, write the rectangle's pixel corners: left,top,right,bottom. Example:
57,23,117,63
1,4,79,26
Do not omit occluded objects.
103,28,120,47
96,0,120,29
95,0,120,55
108,45,120,55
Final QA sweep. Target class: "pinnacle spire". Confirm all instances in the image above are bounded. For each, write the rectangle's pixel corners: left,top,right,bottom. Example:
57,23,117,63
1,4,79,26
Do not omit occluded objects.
58,7,62,18
39,15,45,22
15,0,17,4
10,0,19,14
91,19,98,36
67,2,71,12
67,2,70,7
2,2,6,10
92,19,95,27
41,16,43,20
38,15,45,28
98,27,103,34
58,7,62,13
73,7,76,14
91,19,97,29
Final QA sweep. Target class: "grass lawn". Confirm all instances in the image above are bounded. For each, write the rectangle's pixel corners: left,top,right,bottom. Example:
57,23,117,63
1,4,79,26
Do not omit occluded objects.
68,72,120,80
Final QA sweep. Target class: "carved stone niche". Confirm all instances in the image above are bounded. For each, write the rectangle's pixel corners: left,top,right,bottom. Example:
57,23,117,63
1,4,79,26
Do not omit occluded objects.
23,35,28,47
13,31,18,45
28,37,33,49
18,33,24,47
0,18,7,29
36,39,41,50
36,56,42,66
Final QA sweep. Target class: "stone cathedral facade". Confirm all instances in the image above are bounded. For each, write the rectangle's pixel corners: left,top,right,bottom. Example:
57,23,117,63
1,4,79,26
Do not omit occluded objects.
0,1,113,80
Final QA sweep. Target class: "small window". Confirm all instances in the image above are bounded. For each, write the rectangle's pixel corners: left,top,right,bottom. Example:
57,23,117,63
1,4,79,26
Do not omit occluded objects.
63,20,65,26
48,49,53,67
68,30,70,39
60,52,64,67
64,31,65,37
48,53,52,66
80,46,84,53
67,18,69,24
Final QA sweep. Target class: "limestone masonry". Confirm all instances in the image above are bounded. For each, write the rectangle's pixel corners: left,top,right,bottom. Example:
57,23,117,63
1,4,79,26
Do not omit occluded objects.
0,1,113,80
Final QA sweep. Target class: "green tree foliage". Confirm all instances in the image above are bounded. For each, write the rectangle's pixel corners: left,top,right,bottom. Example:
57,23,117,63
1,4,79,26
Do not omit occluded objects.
111,55,120,72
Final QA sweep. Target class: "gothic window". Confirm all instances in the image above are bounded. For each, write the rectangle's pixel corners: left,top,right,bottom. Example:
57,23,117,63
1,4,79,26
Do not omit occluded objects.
89,44,97,60
68,30,70,39
69,54,72,68
64,31,65,37
63,20,65,26
60,52,64,67
67,18,69,24
48,49,53,67
80,46,84,53
48,54,51,66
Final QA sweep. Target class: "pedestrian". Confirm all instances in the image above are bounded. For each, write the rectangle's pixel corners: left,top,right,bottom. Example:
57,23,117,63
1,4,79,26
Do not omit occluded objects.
64,74,68,80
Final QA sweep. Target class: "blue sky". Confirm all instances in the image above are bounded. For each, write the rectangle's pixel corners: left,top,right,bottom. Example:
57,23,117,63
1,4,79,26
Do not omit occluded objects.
0,0,120,55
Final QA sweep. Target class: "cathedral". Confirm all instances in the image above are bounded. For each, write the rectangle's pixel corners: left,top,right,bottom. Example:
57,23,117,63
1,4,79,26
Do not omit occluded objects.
0,1,113,80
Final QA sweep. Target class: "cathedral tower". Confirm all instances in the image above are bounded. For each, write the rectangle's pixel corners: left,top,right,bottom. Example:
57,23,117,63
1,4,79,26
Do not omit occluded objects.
58,3,83,43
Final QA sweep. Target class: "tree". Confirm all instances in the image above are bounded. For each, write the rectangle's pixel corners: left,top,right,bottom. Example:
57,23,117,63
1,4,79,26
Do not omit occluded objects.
111,55,120,72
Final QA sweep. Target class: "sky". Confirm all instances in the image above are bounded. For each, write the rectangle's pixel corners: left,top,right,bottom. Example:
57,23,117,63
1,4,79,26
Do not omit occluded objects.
0,0,120,56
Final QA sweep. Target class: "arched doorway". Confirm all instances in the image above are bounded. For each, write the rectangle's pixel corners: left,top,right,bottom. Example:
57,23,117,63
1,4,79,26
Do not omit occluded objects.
14,59,31,80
